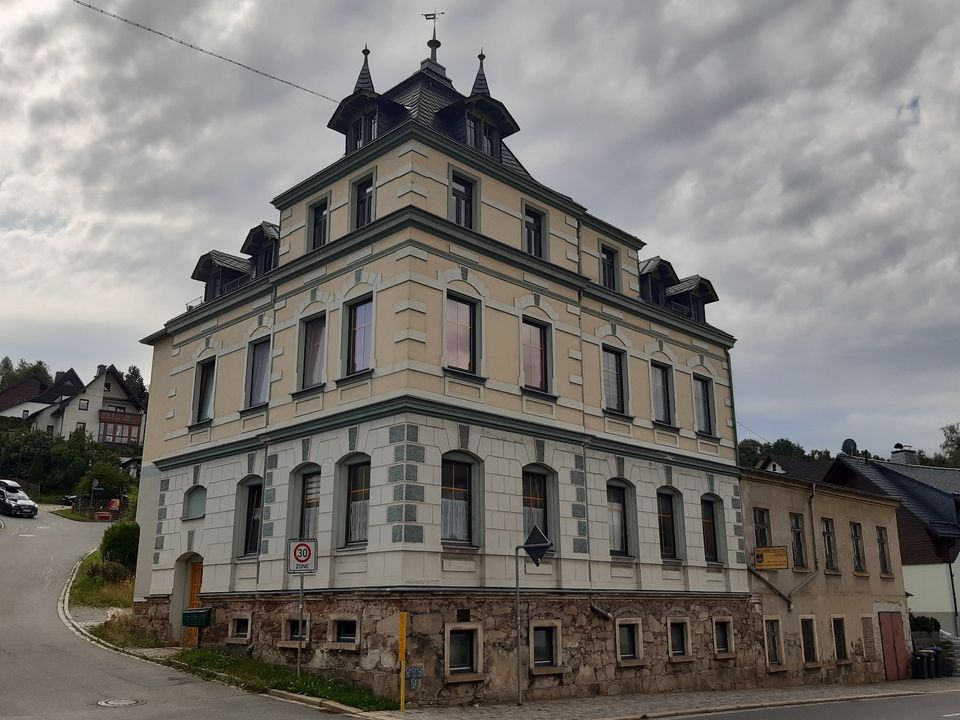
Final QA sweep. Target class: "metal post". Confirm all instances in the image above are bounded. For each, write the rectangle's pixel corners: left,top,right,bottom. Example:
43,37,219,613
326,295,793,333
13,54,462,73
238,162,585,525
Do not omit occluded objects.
297,573,304,677
515,546,523,706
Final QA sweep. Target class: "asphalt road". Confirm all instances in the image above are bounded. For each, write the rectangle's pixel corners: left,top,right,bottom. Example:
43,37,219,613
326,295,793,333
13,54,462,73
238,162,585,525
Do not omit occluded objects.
684,691,960,719
0,509,319,720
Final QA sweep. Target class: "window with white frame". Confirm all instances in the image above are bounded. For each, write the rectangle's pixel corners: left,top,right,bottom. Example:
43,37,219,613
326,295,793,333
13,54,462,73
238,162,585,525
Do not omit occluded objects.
353,176,374,229
524,207,544,258
346,462,370,544
183,485,207,520
245,338,271,407
450,173,474,230
441,459,471,544
79,398,89,411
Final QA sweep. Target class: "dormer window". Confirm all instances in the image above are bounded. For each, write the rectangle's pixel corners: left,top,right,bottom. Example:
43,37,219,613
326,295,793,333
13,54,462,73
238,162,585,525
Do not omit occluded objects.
349,110,378,153
465,113,498,159
648,276,663,305
256,241,277,276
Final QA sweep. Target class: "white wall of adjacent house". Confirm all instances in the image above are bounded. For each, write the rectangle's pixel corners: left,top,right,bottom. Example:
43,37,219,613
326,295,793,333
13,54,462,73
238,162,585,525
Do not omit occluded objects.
0,401,49,419
902,561,960,634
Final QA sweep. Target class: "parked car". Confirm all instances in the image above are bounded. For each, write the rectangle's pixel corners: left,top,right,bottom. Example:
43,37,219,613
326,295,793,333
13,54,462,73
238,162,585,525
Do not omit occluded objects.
0,479,39,518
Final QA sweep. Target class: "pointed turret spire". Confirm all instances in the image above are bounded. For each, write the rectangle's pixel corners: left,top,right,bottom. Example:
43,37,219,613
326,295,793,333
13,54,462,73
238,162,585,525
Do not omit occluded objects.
353,45,374,93
471,49,490,96
427,25,441,62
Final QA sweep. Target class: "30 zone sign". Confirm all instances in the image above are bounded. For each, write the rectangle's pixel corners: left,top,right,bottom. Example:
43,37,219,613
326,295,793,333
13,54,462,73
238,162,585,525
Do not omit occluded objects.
287,538,318,574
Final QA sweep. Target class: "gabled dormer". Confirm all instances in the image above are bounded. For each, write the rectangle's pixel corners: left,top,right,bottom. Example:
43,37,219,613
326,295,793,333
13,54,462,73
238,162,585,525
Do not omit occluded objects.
241,221,280,277
639,256,719,323
638,256,679,306
191,250,253,303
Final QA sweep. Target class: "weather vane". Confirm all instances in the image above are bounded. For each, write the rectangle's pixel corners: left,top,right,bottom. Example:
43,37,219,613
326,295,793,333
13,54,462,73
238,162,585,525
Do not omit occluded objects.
423,10,444,61
423,10,445,31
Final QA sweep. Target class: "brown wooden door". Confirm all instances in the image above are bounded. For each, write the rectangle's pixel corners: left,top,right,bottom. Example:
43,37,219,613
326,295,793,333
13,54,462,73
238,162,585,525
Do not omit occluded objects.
183,563,203,646
878,611,909,680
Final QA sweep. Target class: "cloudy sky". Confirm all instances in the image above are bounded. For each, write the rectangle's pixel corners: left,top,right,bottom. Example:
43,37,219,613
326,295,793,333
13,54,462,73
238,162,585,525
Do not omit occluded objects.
2,0,958,457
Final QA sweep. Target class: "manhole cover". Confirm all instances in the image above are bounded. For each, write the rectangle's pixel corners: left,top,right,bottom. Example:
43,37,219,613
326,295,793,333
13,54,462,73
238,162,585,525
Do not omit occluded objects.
97,699,144,708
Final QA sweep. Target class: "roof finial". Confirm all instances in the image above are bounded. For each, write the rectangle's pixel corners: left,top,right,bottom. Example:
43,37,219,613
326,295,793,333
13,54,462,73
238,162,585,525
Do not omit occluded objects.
423,11,444,61
354,44,374,93
471,47,490,96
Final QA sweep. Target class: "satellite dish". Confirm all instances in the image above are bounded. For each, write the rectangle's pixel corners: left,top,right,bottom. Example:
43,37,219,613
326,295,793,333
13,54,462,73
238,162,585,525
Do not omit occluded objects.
842,438,858,456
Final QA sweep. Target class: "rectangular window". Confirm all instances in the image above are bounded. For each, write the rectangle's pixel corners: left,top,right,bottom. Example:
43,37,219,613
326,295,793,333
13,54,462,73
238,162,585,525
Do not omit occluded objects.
246,339,271,407
301,316,326,388
532,626,556,666
702,499,719,562
335,619,357,644
310,200,328,250
286,619,307,642
822,517,838,570
651,363,673,424
521,319,548,392
753,507,771,548
449,628,476,673
693,376,714,435
851,522,866,572
600,246,618,290
354,177,374,229
466,115,480,149
714,620,732,654
76,421,86,432
441,460,471,544
363,111,377,144
522,471,548,539
299,473,321,539
346,463,370,544
765,618,782,665
877,526,892,575
618,622,640,661
790,513,807,568
243,483,263,556
78,399,89,411
451,174,473,229
482,123,496,156
350,120,363,152
445,296,476,373
231,617,250,639
602,346,626,414
195,359,216,422
608,484,628,556
801,618,818,663
524,208,544,258
46,424,53,432
658,491,677,560
832,617,848,660
346,298,373,375
669,620,688,656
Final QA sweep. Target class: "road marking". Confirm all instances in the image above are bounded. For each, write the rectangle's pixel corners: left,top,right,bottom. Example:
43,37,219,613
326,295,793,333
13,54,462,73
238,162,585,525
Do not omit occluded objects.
36,525,50,529
941,713,960,717
19,534,36,537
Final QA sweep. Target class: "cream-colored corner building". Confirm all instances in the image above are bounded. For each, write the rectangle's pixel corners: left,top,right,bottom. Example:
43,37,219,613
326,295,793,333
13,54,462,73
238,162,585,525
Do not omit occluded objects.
135,40,761,703
741,468,910,685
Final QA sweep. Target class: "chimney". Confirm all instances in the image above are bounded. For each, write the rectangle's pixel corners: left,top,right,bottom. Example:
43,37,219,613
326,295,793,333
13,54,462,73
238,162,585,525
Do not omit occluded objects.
96,364,106,377
890,443,919,465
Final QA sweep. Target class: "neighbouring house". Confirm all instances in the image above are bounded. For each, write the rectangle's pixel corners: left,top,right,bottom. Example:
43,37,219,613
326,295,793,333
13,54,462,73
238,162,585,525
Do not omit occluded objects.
134,37,761,704
29,364,146,451
757,454,832,483
741,467,910,685
824,445,960,634
0,370,84,419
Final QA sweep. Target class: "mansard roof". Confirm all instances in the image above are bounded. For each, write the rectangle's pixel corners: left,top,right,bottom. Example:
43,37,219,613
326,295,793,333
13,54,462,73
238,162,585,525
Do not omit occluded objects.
240,221,279,256
666,275,719,304
191,250,252,282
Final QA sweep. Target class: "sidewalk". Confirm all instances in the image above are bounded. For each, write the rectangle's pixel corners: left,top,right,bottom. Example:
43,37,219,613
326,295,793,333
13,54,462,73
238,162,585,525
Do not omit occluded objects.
370,677,960,720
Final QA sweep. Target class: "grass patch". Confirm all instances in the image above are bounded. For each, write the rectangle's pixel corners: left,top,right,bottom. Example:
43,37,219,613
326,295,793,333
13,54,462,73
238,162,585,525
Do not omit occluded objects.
70,550,134,608
172,649,399,711
52,508,96,522
90,613,164,648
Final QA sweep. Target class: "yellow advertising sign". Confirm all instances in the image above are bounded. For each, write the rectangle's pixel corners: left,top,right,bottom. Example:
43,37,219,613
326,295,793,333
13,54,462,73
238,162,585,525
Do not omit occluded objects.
754,546,789,570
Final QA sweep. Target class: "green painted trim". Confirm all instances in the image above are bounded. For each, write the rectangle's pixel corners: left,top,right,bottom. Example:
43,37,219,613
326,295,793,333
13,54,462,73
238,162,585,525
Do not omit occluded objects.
149,393,739,478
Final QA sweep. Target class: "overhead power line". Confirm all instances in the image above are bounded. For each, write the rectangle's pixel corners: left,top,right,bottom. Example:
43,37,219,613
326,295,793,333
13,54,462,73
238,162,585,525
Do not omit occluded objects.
71,0,338,103
736,420,772,445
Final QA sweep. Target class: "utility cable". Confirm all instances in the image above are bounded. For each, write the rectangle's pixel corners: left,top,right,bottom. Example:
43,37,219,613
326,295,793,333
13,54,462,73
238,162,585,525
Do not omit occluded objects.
71,0,338,103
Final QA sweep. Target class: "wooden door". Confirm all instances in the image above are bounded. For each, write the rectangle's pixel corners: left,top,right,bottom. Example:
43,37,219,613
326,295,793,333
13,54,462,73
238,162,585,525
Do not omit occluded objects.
183,563,203,646
878,611,909,680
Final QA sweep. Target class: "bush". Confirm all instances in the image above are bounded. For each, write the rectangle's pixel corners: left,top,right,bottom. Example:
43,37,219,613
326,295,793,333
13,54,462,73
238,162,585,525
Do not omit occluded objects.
910,614,941,632
100,520,140,573
77,461,131,504
87,559,131,583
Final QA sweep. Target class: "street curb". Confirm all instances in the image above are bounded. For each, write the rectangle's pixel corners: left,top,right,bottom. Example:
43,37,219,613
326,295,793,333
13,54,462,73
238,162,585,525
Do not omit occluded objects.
57,550,369,717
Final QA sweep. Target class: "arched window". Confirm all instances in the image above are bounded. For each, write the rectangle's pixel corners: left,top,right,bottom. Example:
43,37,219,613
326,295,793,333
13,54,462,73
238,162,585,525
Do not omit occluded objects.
700,493,726,563
521,464,558,544
441,452,484,547
335,454,370,547
234,476,264,557
657,486,685,561
606,479,637,557
288,464,322,541
183,485,207,520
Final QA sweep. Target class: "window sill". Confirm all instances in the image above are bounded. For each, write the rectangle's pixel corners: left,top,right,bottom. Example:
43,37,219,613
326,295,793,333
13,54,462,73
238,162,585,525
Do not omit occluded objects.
617,657,648,668
824,569,842,576
880,572,897,580
238,403,268,418
603,409,634,422
322,641,360,652
652,421,680,433
225,637,251,646
792,566,813,574
187,419,213,432
853,571,870,577
521,387,558,402
290,384,325,401
277,640,309,649
836,659,853,666
696,431,721,442
234,554,258,563
610,556,638,565
443,367,486,385
669,656,696,664
442,543,481,554
336,543,368,553
706,561,726,569
767,664,788,674
182,514,205,522
530,665,564,676
804,661,823,669
335,369,374,388
444,671,486,684
662,558,684,567
714,652,737,661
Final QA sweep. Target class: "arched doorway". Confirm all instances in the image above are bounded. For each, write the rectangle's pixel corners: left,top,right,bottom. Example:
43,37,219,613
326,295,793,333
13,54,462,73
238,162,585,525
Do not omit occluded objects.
170,552,203,645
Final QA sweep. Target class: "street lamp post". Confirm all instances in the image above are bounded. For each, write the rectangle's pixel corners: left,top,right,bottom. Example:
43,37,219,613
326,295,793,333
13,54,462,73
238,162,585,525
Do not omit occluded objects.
514,526,552,706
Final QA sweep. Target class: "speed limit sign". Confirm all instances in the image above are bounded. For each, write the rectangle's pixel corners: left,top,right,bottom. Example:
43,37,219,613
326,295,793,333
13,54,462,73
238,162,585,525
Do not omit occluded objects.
287,538,318,574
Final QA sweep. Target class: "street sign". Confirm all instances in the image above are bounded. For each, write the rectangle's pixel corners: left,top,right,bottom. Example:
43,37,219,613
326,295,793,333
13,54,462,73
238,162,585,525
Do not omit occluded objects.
287,538,318,574
754,546,789,570
522,525,551,566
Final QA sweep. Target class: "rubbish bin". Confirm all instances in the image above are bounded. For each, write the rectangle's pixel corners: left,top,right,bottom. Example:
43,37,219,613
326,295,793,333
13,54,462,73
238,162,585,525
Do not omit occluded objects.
920,649,936,678
912,652,927,679
932,647,946,677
